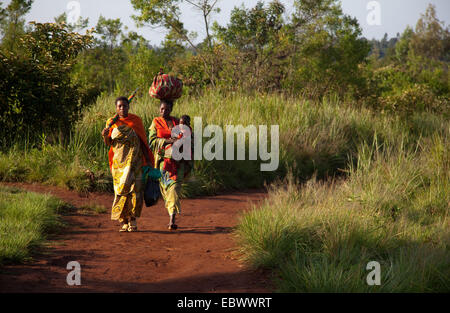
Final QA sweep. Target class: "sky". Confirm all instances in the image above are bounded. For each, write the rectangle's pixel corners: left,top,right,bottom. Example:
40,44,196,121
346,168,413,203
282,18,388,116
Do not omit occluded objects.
4,0,450,45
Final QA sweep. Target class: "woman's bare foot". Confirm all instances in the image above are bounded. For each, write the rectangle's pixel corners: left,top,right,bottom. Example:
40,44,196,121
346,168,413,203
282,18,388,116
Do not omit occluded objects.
168,214,178,230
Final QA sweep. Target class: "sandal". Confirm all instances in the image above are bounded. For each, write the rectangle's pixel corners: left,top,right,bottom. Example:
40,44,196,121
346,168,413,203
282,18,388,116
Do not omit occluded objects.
168,224,178,230
119,223,129,232
128,220,138,232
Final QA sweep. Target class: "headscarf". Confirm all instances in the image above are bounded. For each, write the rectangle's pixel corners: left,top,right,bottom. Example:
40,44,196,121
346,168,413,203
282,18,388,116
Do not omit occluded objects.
107,113,154,170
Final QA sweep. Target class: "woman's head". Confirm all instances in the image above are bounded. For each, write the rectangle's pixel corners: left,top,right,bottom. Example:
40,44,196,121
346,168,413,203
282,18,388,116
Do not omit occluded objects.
116,96,129,118
160,99,173,119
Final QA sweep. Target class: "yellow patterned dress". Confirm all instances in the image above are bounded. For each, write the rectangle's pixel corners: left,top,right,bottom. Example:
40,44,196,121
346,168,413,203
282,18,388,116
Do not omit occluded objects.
109,125,144,222
148,116,192,216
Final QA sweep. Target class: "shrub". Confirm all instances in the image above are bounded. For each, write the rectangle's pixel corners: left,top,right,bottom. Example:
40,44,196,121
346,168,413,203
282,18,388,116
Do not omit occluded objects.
379,83,446,113
0,22,93,147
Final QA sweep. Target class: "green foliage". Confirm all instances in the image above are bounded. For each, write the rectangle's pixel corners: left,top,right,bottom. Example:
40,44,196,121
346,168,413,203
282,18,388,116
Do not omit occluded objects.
71,15,169,101
361,5,449,114
118,42,164,93
96,15,123,48
70,47,109,105
236,133,450,292
286,0,370,97
395,26,413,63
368,33,399,65
170,51,209,93
379,83,447,114
131,0,197,51
0,0,33,51
212,1,289,92
131,0,182,28
214,1,285,52
94,16,125,93
0,3,6,25
409,4,449,62
0,22,93,146
2,90,447,197
0,186,68,265
54,12,89,33
160,28,187,61
131,0,223,87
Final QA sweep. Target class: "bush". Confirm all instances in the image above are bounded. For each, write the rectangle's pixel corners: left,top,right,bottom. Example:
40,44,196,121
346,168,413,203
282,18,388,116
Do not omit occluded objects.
363,61,448,114
379,83,446,113
0,22,93,147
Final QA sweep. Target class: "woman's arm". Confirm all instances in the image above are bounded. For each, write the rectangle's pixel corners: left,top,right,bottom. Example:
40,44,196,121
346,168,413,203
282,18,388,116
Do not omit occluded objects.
148,121,167,150
101,127,112,146
164,138,178,144
140,139,152,164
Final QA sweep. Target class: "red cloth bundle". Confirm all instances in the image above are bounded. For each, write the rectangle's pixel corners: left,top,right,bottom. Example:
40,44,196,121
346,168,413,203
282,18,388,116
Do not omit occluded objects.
149,71,183,100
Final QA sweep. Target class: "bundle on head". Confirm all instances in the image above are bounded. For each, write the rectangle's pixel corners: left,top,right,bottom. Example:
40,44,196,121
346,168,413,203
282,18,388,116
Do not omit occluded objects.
149,69,183,101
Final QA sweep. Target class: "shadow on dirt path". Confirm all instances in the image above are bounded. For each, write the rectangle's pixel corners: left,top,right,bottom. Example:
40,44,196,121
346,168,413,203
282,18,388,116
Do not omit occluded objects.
0,183,271,293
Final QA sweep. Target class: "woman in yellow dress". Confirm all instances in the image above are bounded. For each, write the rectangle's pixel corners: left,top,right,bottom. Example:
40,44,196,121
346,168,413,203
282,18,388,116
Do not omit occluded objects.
101,96,154,232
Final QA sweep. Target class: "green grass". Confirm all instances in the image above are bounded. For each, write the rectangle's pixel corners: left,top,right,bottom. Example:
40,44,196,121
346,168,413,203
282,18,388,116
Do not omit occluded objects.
0,186,69,265
235,134,449,292
1,91,447,196
0,90,448,291
78,203,109,215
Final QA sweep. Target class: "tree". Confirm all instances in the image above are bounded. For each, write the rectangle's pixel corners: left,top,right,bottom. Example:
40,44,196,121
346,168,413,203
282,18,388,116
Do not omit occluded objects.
121,28,148,47
214,1,284,53
119,42,163,92
131,0,221,85
184,0,220,49
287,0,370,97
213,0,288,91
409,4,449,61
0,2,6,26
0,0,33,51
403,4,449,98
0,22,93,145
96,15,123,49
395,26,413,63
54,12,89,33
95,16,124,93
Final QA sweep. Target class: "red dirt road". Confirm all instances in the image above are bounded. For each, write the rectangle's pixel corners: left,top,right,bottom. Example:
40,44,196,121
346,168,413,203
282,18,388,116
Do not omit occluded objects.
0,183,270,293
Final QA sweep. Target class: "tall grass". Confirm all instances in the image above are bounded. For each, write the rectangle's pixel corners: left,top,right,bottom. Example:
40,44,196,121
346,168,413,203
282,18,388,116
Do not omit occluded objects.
236,134,449,292
0,186,68,265
0,90,447,290
1,90,446,195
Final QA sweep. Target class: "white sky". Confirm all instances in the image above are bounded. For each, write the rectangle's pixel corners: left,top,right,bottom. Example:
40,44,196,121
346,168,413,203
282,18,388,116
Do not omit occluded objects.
4,0,450,45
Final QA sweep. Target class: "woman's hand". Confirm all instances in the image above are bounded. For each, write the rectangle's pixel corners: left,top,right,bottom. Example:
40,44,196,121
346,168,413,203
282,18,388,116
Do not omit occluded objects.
101,127,109,137
165,138,178,144
102,128,111,145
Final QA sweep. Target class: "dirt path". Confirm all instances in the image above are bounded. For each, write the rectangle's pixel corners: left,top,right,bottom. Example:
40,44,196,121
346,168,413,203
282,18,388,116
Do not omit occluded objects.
0,183,270,293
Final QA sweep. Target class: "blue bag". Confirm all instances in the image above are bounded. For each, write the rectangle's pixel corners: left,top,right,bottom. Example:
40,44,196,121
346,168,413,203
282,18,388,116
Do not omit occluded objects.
142,166,161,207
144,178,160,207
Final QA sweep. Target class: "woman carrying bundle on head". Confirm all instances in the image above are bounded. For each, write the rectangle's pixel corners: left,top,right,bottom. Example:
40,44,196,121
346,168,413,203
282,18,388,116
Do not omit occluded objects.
148,99,192,230
101,96,154,232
